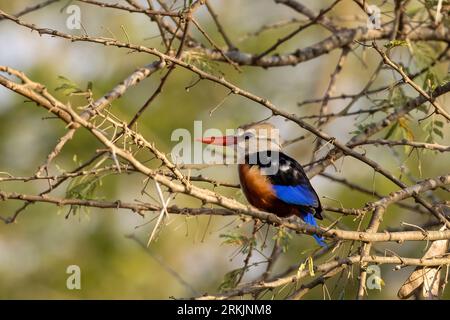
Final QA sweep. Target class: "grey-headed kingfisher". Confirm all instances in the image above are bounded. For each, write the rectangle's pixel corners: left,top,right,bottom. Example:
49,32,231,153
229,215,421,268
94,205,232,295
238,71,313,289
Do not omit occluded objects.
200,123,326,247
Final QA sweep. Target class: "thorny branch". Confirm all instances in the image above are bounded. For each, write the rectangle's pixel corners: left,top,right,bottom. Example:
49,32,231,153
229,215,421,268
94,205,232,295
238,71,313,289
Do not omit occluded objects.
0,0,449,300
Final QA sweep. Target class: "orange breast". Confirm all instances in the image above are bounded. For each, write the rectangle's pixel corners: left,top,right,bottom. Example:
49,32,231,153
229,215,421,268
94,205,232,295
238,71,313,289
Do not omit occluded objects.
239,164,276,210
238,164,298,217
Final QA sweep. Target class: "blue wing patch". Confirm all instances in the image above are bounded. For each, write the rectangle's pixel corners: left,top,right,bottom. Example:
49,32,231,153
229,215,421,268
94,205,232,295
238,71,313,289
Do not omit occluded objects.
272,184,319,207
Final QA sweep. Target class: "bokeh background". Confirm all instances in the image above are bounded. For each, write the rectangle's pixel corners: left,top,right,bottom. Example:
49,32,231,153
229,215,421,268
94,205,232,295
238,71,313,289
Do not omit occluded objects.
0,0,449,299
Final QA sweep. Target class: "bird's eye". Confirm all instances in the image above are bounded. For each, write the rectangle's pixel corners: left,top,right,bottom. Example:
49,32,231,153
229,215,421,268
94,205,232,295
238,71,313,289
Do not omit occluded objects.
244,132,254,140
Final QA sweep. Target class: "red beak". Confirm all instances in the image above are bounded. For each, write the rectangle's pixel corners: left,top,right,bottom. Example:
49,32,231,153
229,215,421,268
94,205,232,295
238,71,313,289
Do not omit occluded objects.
197,135,237,146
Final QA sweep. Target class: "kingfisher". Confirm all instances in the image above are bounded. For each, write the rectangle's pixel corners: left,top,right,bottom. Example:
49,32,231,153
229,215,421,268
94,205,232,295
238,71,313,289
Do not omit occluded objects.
200,123,326,247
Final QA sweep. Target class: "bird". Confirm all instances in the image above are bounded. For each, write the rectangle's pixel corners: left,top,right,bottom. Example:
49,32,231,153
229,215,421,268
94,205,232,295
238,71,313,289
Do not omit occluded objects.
199,123,326,247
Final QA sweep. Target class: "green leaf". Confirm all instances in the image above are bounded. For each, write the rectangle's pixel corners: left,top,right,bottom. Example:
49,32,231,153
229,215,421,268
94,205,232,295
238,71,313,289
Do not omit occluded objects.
398,117,414,141
273,227,292,253
55,75,84,96
433,128,444,139
55,75,91,97
384,122,399,139
416,104,429,114
423,71,438,91
220,233,255,254
66,176,102,200
218,268,245,291
425,0,440,9
384,40,408,49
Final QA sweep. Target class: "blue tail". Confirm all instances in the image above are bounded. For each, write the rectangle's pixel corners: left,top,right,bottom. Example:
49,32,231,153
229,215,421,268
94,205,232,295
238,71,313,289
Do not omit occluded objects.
302,212,327,248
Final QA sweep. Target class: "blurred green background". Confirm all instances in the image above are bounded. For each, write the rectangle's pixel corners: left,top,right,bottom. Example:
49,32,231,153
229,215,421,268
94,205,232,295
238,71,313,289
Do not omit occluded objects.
0,0,449,299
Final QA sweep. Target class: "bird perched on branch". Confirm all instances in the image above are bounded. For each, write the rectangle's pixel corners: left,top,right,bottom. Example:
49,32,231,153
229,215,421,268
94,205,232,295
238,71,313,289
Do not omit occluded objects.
200,123,326,247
